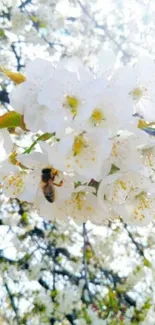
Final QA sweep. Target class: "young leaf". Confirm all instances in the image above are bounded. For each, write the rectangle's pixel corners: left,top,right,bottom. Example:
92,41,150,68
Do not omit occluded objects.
0,111,26,129
23,132,55,154
0,66,26,84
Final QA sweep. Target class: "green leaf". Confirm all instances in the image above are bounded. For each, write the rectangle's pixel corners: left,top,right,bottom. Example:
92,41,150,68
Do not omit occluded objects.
50,290,58,298
0,111,26,129
21,212,29,225
109,164,120,175
23,132,55,154
0,66,26,84
143,257,151,267
0,29,6,38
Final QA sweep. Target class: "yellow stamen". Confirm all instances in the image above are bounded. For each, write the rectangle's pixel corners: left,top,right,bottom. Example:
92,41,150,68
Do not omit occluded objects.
119,180,127,190
73,135,86,156
74,192,85,210
65,96,78,117
130,87,146,100
136,192,149,209
91,108,104,125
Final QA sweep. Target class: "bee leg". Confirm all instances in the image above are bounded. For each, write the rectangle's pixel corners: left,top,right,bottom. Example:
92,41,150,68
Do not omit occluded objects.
53,180,63,187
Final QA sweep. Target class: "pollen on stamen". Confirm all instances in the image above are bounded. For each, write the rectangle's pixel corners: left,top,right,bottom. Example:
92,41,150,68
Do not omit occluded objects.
64,95,79,117
91,108,104,126
112,143,119,157
4,173,25,196
74,192,85,210
73,135,86,156
130,87,147,100
119,180,127,190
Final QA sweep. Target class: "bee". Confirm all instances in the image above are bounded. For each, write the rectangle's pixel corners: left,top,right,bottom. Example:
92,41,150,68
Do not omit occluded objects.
41,167,63,203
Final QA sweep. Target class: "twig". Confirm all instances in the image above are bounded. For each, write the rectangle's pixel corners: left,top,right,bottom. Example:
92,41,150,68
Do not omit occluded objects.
124,223,145,257
0,90,9,103
19,0,32,10
4,282,20,325
77,0,132,61
11,42,24,71
82,223,93,302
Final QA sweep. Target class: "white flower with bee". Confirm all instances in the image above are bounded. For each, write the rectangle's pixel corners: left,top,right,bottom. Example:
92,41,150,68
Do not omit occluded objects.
2,147,74,221
5,53,155,227
47,129,112,181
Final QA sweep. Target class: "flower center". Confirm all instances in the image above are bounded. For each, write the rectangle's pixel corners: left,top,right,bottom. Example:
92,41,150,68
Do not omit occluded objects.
119,180,127,190
74,192,85,210
133,192,150,221
143,148,154,167
4,172,25,196
91,108,104,125
9,151,18,165
130,87,146,100
65,95,79,117
112,143,119,157
136,192,149,209
73,135,86,156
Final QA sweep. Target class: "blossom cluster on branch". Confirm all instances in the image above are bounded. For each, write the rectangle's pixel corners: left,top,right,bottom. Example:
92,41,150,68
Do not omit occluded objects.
1,51,155,226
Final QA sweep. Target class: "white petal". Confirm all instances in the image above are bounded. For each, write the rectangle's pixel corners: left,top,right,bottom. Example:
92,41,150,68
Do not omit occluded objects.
120,202,153,227
18,152,47,169
48,136,74,171
95,49,115,78
0,161,18,181
9,82,29,114
110,66,136,90
135,55,155,84
25,58,54,82
0,129,13,161
20,176,40,202
3,171,26,199
43,109,67,134
57,56,93,83
54,174,74,200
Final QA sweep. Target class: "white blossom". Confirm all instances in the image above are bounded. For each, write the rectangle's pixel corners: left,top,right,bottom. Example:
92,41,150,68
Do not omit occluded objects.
54,185,101,224
98,170,155,226
48,129,112,181
110,56,155,122
9,58,55,132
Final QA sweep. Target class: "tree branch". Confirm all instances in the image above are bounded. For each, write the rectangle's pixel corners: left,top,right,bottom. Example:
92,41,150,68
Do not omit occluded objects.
0,90,9,104
4,282,20,325
124,223,145,257
11,43,24,71
82,223,94,302
77,0,132,61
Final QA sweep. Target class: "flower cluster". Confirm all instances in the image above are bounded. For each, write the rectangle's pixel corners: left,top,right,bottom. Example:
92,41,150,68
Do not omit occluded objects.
1,52,155,226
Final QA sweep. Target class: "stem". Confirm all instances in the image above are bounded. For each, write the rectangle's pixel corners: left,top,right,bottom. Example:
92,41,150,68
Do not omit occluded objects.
82,223,93,302
4,282,20,325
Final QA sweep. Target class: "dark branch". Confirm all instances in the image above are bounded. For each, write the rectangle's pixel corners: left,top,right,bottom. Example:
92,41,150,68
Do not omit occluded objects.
4,282,20,325
0,90,9,104
124,223,145,257
82,223,94,302
11,43,24,71
77,0,132,61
